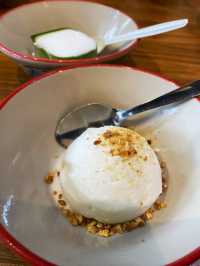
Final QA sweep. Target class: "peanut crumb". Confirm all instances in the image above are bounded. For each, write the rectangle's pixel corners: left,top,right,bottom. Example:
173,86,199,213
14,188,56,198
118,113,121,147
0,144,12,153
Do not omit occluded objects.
135,217,145,226
144,156,148,161
111,224,124,234
75,213,83,224
96,223,103,228
154,201,167,210
62,209,70,217
94,139,102,145
125,221,139,231
143,210,153,220
147,139,152,145
68,215,79,226
161,161,166,169
58,200,66,206
103,130,115,139
58,194,63,199
97,229,110,237
87,223,98,234
44,172,55,184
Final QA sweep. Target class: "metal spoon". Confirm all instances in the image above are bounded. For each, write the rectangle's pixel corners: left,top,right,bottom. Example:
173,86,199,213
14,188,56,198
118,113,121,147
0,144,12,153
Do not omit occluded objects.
55,80,200,147
96,19,188,54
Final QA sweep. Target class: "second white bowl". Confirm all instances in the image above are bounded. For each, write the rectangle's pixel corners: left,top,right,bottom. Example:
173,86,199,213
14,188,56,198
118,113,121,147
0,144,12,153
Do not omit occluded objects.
0,0,138,72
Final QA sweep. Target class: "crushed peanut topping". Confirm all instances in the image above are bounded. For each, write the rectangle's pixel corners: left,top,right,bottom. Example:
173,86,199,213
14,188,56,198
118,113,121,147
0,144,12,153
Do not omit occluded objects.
56,195,166,238
95,128,141,159
46,180,167,237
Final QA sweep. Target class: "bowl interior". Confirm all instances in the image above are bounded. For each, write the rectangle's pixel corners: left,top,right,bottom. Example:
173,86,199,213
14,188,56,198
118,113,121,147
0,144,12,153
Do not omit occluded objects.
0,1,137,58
1,66,200,266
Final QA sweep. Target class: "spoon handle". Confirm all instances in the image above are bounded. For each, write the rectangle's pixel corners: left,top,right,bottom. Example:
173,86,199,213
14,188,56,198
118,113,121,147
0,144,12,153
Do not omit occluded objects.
105,19,188,45
116,80,200,123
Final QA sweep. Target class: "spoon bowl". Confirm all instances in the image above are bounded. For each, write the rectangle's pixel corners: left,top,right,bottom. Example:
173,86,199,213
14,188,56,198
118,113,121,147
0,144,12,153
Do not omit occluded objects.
55,103,114,146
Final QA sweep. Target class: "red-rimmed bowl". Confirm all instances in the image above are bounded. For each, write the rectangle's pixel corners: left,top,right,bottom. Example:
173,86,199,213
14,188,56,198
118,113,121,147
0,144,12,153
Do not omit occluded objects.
0,64,200,265
0,0,138,73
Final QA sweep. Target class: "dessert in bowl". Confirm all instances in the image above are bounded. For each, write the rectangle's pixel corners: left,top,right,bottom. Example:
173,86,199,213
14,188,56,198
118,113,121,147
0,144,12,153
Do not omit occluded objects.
0,0,138,73
46,125,166,237
56,126,162,223
0,65,200,265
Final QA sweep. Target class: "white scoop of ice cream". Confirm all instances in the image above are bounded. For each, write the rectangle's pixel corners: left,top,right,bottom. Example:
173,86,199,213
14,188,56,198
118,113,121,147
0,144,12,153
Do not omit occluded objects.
59,126,162,224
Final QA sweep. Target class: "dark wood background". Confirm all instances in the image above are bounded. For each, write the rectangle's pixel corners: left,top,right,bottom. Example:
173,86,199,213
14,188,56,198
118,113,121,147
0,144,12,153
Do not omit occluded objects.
0,0,199,265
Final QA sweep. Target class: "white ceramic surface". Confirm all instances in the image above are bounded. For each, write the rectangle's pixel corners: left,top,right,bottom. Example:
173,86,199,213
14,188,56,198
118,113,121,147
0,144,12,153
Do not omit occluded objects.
0,1,138,71
0,65,200,266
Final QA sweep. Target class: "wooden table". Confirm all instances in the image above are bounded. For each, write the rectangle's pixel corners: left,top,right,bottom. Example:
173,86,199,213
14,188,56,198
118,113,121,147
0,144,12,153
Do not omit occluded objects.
0,0,200,265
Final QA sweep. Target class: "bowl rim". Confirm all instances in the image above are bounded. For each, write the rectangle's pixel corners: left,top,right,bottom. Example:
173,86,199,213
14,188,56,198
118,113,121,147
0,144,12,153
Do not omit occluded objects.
0,64,200,266
0,0,139,64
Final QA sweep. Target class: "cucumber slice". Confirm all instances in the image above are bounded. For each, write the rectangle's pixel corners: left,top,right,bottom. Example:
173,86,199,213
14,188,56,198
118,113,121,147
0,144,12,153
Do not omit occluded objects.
31,28,97,59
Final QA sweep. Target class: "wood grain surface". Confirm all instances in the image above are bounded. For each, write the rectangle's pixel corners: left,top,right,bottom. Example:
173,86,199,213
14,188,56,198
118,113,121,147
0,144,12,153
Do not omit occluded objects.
0,0,200,265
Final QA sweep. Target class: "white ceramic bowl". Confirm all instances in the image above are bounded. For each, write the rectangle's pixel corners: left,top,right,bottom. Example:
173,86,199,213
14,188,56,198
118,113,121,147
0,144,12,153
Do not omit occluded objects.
0,65,200,266
0,0,138,73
